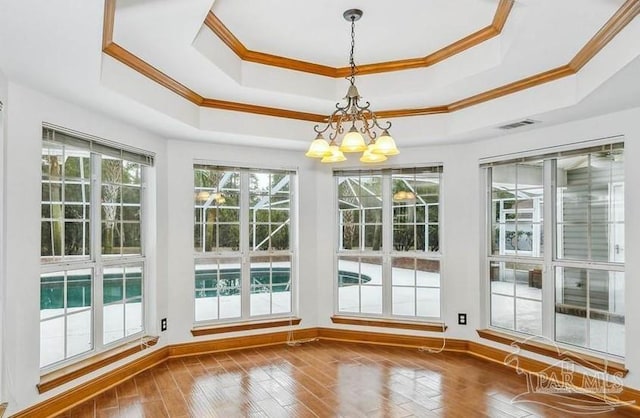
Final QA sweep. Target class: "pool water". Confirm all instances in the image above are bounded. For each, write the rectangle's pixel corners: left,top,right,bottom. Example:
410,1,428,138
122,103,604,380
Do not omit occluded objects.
40,268,371,309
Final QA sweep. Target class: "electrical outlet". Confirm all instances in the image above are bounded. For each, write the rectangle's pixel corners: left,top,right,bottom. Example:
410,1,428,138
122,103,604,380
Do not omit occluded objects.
161,318,167,332
458,313,467,325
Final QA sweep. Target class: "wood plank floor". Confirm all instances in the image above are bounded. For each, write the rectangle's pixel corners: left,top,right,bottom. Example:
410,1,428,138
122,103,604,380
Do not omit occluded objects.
55,341,638,417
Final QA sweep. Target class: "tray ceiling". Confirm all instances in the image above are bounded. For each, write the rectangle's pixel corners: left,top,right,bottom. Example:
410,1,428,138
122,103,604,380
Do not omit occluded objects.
0,0,638,149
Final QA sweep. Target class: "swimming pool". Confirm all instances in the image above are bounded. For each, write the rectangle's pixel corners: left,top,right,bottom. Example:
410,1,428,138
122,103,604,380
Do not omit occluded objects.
40,268,372,309
195,268,372,297
40,271,142,309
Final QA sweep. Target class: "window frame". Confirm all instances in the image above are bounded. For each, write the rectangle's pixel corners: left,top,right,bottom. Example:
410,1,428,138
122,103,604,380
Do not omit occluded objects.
40,127,152,372
333,167,443,321
193,164,298,326
483,140,625,358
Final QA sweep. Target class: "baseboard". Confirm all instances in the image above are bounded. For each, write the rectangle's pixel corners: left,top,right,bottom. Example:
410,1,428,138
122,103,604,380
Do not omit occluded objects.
12,347,169,418
477,329,627,376
316,327,467,351
38,336,160,394
467,341,640,409
169,328,319,358
12,326,640,416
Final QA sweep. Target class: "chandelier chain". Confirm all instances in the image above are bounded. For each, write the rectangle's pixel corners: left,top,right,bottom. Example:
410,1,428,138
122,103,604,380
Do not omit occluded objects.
349,16,357,85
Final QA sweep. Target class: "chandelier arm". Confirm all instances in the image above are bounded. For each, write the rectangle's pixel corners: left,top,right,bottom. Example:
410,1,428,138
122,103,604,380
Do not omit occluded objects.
329,113,348,142
314,106,348,134
353,99,371,112
335,100,350,112
360,106,393,133
313,122,332,135
372,118,392,131
313,124,329,135
352,110,375,141
358,107,375,127
361,123,377,141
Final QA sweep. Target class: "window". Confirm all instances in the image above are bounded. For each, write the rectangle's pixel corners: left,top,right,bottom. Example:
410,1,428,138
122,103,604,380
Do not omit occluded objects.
194,165,295,323
486,142,624,357
489,161,544,335
40,126,153,369
335,168,442,319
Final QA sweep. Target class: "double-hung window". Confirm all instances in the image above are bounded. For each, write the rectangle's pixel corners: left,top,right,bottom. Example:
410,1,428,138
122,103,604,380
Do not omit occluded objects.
193,165,295,323
486,142,624,357
40,126,153,369
335,167,442,319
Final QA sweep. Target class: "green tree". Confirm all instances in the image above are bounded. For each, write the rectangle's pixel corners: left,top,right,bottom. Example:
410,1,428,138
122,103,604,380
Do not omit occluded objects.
102,158,122,254
194,168,240,251
44,155,63,256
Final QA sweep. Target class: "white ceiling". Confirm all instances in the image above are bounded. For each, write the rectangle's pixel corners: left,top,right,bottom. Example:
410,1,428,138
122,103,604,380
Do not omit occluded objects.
212,0,496,67
0,0,638,151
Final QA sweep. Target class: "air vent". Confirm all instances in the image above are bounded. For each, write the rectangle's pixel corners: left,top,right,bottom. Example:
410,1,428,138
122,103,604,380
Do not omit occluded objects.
497,119,539,130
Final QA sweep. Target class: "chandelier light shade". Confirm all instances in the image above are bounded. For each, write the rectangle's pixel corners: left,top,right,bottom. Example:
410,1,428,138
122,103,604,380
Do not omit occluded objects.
340,126,367,153
321,144,348,163
372,130,400,155
305,133,330,158
305,9,399,163
360,144,388,163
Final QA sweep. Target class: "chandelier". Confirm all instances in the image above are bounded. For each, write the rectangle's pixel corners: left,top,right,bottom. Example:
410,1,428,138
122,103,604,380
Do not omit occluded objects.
305,9,399,163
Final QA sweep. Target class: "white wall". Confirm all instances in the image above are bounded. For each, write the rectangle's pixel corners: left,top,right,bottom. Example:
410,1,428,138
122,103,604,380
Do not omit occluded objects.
2,77,640,414
0,68,8,407
1,82,168,415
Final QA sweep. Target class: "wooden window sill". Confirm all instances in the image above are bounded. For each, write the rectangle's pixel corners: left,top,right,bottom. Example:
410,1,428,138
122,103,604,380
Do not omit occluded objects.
477,329,627,377
38,336,159,394
331,316,447,332
191,318,302,336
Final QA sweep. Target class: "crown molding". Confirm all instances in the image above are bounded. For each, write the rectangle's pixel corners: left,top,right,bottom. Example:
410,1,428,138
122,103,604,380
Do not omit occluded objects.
102,0,640,122
447,65,576,112
204,12,338,78
200,98,327,122
103,43,204,105
101,0,115,49
205,0,514,77
569,0,640,72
